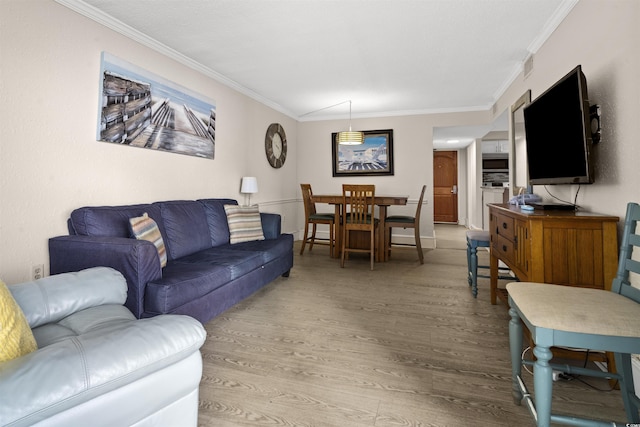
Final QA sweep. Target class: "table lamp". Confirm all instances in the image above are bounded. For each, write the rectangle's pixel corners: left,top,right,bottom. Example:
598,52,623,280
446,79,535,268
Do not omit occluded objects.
240,176,258,206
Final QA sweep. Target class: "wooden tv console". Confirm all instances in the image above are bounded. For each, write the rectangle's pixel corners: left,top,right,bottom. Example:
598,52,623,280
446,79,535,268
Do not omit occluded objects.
488,203,619,306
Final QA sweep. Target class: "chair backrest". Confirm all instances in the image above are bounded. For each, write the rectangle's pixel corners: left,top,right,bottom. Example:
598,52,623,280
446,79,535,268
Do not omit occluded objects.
414,185,427,220
342,184,375,225
612,202,640,303
300,184,317,217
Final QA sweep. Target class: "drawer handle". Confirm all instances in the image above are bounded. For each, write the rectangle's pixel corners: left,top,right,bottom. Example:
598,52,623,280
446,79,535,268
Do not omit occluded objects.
502,245,507,252
502,222,508,229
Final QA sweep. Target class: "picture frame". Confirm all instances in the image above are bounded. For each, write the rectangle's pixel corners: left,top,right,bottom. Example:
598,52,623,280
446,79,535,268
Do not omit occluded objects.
97,52,217,159
331,129,394,177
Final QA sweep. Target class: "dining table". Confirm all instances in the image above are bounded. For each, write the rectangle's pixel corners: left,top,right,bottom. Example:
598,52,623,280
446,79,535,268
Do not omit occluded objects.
311,194,409,262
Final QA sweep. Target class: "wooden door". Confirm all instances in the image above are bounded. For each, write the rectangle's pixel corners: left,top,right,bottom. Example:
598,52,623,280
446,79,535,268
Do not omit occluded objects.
433,150,458,223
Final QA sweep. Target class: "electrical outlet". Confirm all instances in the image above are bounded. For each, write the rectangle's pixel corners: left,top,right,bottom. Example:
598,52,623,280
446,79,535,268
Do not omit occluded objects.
32,264,44,280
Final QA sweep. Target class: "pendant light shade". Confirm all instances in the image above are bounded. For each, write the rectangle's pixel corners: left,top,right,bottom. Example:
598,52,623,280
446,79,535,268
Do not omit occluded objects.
337,131,364,145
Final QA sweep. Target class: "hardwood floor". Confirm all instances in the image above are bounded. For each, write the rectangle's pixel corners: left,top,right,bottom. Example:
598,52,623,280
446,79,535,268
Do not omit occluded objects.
198,224,627,426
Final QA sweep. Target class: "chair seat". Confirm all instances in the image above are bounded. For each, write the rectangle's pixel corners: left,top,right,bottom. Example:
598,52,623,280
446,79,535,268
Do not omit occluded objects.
385,215,414,224
466,230,490,242
508,282,640,339
309,213,335,221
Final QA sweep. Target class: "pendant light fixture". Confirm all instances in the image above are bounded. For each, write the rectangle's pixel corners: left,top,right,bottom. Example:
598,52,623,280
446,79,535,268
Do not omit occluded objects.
300,100,364,145
336,101,364,145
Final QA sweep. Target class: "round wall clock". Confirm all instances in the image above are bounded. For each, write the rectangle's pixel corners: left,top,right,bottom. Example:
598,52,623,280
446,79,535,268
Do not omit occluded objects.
265,123,287,168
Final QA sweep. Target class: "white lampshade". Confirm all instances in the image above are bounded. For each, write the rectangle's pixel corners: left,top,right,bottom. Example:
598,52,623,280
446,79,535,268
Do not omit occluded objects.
240,176,258,194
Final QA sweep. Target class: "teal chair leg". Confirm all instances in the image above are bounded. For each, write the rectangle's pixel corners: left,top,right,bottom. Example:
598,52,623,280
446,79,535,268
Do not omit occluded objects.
469,245,479,297
508,307,524,405
615,352,640,423
466,240,472,287
533,345,554,427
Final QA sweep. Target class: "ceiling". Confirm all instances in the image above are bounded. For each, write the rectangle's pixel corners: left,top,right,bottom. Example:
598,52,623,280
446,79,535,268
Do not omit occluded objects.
58,0,576,147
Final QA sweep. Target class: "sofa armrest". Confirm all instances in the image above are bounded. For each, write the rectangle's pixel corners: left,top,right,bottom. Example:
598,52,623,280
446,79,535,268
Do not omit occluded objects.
49,236,163,319
9,267,127,329
0,314,206,427
260,213,281,239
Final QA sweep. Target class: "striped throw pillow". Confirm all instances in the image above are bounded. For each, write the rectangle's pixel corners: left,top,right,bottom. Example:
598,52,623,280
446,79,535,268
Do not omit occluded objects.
224,205,265,244
129,213,167,268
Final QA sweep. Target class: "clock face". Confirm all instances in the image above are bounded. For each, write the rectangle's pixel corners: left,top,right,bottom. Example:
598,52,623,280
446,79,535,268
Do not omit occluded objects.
265,123,287,168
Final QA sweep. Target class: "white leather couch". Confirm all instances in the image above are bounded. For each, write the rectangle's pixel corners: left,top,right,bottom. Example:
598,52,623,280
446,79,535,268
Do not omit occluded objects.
0,267,206,427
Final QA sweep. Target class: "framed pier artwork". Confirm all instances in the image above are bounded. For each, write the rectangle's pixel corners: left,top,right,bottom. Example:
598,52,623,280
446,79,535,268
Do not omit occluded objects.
97,52,216,159
331,129,394,177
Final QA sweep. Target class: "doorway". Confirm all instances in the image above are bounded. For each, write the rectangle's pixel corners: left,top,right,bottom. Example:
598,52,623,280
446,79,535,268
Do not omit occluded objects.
433,150,458,223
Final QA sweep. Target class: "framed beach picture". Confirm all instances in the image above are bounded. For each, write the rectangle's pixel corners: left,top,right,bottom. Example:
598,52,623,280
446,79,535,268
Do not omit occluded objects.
331,129,394,177
97,52,216,159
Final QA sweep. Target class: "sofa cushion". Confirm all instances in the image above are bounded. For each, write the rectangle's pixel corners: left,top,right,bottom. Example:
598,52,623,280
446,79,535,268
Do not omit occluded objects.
145,263,234,314
228,234,294,264
198,198,237,246
69,204,162,237
146,245,269,314
32,305,135,348
129,213,167,268
224,205,265,244
158,201,211,260
0,280,37,362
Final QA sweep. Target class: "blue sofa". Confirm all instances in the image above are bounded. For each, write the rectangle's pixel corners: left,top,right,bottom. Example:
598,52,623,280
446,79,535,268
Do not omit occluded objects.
49,199,293,324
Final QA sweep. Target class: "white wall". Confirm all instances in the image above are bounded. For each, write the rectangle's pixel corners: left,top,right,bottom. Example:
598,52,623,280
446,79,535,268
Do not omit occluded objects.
495,0,640,222
466,139,483,230
1,0,638,283
0,0,298,283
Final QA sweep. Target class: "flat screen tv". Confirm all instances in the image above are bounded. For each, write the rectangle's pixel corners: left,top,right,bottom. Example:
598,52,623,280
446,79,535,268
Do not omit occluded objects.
523,65,594,185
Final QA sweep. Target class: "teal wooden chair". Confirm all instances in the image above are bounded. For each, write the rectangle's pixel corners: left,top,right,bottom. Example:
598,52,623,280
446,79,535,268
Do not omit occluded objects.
466,230,490,297
466,230,512,297
507,202,640,426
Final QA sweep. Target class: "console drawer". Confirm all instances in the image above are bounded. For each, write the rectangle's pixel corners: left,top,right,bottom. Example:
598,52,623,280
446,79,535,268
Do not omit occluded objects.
493,213,515,241
494,234,515,263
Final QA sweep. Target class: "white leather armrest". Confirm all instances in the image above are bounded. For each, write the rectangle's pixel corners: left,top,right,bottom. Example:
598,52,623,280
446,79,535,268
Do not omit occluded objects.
9,267,127,328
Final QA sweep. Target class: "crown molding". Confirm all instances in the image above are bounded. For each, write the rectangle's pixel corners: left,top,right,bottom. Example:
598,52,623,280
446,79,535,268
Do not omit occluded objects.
54,0,297,119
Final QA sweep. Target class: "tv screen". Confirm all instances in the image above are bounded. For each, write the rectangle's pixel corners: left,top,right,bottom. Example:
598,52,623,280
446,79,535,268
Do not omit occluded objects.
523,65,594,185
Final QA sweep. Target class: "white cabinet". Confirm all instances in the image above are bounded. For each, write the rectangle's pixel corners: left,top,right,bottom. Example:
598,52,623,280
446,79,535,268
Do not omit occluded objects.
481,140,509,154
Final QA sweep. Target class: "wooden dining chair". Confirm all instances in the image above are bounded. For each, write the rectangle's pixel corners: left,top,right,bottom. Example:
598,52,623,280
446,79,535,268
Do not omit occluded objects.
341,184,378,270
384,184,426,264
300,184,335,256
507,202,640,426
